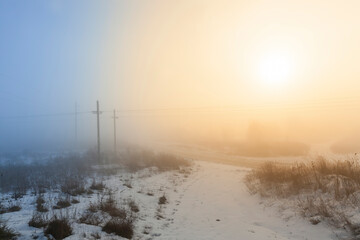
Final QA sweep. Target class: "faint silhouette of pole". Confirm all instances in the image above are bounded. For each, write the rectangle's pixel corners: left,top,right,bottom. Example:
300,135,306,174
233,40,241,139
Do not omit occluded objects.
75,102,77,149
112,109,118,155
92,101,102,162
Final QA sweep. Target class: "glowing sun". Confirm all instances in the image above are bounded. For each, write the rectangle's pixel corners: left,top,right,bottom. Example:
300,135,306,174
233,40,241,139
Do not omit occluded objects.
258,51,293,86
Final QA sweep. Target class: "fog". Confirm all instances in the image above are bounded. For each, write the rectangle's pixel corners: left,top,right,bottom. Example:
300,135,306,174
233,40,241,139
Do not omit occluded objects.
1,0,360,155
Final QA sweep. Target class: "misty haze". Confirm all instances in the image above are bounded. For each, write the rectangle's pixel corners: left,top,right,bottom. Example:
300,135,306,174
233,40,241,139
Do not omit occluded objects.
1,1,360,240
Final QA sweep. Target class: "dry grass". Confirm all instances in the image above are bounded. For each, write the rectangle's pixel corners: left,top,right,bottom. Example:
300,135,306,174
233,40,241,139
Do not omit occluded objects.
45,217,72,240
0,204,21,214
246,156,360,198
102,218,134,239
120,150,191,172
53,199,71,209
90,179,105,191
245,156,360,237
36,195,48,212
28,212,49,228
85,192,127,219
158,194,167,205
61,177,87,196
0,154,94,195
0,219,17,239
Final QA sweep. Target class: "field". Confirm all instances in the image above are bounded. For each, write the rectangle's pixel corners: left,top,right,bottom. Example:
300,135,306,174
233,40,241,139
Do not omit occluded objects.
1,147,355,239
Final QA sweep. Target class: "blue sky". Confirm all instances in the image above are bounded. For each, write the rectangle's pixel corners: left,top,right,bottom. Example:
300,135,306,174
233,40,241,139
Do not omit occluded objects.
0,1,119,150
0,1,110,112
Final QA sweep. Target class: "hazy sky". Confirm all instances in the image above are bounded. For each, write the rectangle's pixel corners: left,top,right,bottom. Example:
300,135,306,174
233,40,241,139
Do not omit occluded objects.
1,0,360,151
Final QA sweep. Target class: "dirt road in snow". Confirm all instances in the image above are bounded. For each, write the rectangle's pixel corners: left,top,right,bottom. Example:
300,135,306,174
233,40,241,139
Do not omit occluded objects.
158,161,337,240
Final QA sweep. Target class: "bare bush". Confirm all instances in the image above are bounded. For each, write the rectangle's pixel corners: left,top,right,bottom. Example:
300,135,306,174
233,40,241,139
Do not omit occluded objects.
36,195,48,212
102,218,134,239
53,199,71,209
90,179,105,191
158,194,167,205
45,217,72,240
28,212,49,228
7,204,21,213
0,219,17,239
100,200,126,218
0,203,21,214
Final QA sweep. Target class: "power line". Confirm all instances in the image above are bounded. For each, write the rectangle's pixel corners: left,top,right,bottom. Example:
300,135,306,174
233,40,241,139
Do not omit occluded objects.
1,96,360,120
115,98,360,113
0,111,92,120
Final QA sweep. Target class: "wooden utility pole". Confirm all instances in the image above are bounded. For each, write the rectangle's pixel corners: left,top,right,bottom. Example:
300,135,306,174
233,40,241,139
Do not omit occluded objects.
75,102,77,148
92,101,102,162
112,109,118,155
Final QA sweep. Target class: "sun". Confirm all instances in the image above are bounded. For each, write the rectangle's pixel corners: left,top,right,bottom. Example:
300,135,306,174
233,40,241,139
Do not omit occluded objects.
257,51,293,87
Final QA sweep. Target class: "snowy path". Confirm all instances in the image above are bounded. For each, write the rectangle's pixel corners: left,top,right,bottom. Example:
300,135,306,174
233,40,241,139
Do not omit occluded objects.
159,161,337,240
1,159,339,239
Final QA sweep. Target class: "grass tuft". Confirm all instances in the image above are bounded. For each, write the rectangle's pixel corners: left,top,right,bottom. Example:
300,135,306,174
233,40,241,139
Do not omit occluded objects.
45,217,72,240
102,218,134,239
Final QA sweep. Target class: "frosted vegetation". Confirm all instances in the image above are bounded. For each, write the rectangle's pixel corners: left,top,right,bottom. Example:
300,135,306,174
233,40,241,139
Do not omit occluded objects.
0,149,191,239
246,156,360,239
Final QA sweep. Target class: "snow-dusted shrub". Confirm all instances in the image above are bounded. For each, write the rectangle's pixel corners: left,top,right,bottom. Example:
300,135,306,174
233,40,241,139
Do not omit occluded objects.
36,195,48,212
102,218,134,239
45,217,72,240
28,212,49,228
6,204,21,213
90,179,106,191
53,199,71,209
99,197,127,218
0,219,17,239
0,203,21,214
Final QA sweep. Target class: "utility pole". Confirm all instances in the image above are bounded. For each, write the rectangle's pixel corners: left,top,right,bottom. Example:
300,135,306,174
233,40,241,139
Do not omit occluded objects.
112,109,118,155
75,102,77,148
92,101,102,162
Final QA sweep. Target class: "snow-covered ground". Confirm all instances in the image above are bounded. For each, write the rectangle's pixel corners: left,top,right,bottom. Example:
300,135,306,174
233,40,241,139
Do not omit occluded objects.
1,160,339,239
158,161,337,240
